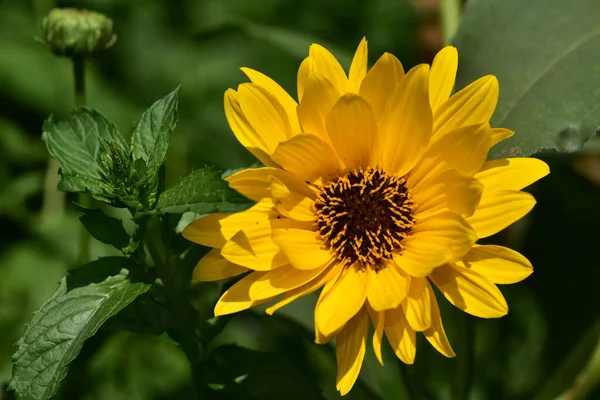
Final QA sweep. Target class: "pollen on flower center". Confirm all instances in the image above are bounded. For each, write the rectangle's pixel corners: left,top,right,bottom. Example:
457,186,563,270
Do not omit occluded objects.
314,167,416,270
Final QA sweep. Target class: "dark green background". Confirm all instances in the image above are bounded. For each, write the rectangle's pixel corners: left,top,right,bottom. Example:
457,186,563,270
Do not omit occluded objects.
1,0,599,399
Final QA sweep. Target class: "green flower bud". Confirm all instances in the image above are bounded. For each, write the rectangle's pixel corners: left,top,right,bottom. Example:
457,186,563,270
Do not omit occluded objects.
40,8,117,56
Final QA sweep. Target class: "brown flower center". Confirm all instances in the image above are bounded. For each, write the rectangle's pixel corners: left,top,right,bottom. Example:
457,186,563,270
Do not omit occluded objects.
314,167,416,270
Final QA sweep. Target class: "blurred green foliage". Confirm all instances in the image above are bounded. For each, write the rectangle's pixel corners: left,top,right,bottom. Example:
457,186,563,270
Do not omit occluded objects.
1,0,600,399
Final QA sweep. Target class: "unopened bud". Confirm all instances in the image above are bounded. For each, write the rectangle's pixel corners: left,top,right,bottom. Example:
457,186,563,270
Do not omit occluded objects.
40,8,116,57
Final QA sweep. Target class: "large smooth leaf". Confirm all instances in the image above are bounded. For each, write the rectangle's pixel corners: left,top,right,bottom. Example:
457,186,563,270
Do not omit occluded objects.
453,0,600,159
131,88,179,182
156,167,252,215
74,204,131,251
9,258,151,400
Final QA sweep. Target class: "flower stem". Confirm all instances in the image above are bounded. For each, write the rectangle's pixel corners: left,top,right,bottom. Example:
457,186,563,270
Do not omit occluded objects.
138,216,202,399
398,361,419,400
73,56,86,107
38,0,64,228
453,314,475,400
440,0,462,45
72,55,92,265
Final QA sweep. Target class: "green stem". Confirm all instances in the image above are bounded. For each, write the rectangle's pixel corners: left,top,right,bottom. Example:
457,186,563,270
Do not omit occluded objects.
40,159,65,226
72,55,91,265
398,361,418,400
73,56,86,107
138,216,201,399
453,314,475,400
440,0,462,45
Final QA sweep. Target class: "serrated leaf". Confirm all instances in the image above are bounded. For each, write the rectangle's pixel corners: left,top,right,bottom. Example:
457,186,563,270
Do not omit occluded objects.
9,258,151,400
156,167,252,215
452,0,600,159
57,174,114,202
74,204,131,250
42,108,126,180
131,88,179,182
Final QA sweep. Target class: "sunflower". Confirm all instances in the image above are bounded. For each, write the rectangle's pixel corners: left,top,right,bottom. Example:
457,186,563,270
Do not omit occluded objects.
183,38,549,395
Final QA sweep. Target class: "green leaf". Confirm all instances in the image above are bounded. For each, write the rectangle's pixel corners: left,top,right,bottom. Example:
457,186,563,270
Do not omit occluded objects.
452,0,600,159
57,174,114,203
131,88,179,183
8,258,151,400
42,108,126,180
74,204,131,251
156,167,252,215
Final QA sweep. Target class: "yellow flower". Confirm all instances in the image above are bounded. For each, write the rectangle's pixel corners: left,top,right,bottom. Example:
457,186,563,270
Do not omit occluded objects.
183,38,549,395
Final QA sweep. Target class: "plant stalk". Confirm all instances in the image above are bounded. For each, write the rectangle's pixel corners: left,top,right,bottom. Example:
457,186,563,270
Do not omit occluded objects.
73,55,92,265
453,314,475,400
440,0,462,45
138,216,201,400
398,360,418,400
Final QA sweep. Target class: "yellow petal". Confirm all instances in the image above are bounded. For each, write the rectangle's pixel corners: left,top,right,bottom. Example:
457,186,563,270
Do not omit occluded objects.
366,303,385,365
429,46,458,111
315,266,367,337
315,265,346,344
461,245,533,284
402,277,432,331
408,123,491,192
238,83,293,153
248,263,327,300
423,280,455,357
394,236,452,278
490,127,514,147
266,263,342,315
433,75,499,138
182,202,275,248
366,260,410,311
384,306,416,364
309,43,348,93
220,219,303,270
241,67,301,133
192,248,249,282
297,71,341,140
224,89,276,167
467,190,536,238
326,93,376,169
396,210,477,278
272,227,334,270
226,167,314,202
444,176,484,217
268,175,315,222
430,264,508,318
359,52,405,120
214,271,277,316
336,307,369,396
412,210,478,260
476,158,550,191
348,37,368,93
297,57,311,102
376,64,432,176
271,133,343,183
412,169,483,217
